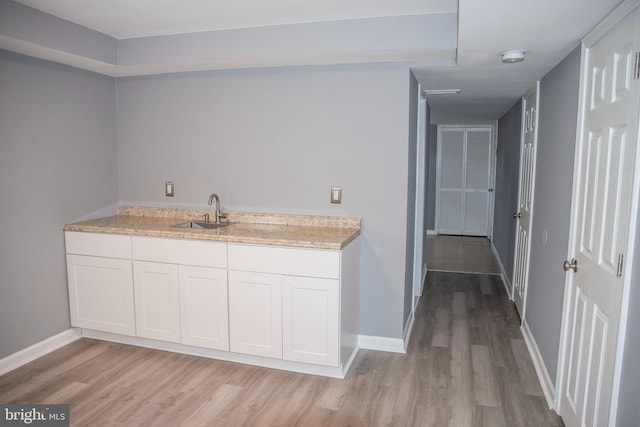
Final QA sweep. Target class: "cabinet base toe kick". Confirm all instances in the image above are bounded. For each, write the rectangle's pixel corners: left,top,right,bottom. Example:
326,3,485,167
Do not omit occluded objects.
77,328,359,379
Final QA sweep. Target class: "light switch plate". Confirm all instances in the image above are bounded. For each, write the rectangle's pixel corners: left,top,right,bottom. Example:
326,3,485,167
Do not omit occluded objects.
165,181,174,197
331,186,342,204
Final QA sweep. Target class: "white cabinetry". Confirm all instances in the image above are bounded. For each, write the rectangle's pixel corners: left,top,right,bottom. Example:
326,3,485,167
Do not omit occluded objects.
133,261,180,343
228,271,282,358
179,266,228,350
65,232,135,336
132,236,228,350
282,276,339,366
228,243,345,367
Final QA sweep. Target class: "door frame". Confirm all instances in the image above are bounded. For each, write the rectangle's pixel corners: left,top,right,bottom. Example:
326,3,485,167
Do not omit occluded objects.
412,86,427,301
554,2,640,424
435,124,496,236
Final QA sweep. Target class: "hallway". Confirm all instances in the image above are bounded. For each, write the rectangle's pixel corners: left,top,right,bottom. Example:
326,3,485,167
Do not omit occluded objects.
426,235,501,275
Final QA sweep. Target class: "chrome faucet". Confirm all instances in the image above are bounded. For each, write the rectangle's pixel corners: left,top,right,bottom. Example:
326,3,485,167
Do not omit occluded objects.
207,193,223,224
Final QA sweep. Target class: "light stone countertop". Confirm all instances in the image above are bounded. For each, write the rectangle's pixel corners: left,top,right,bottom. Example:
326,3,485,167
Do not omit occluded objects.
64,206,361,250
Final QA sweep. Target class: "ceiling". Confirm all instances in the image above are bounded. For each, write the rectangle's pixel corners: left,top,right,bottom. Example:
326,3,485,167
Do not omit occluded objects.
11,0,625,121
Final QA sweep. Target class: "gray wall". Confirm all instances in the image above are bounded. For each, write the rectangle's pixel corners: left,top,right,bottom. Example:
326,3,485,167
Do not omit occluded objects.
426,124,437,231
526,46,580,383
116,63,412,339
493,100,522,280
616,202,640,426
0,50,118,358
404,72,418,326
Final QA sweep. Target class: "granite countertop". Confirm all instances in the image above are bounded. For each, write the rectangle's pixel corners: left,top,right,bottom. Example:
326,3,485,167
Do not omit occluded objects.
64,206,361,250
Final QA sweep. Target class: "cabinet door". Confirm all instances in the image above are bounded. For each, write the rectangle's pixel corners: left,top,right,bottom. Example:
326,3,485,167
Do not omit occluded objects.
282,276,339,366
179,266,229,351
67,255,135,336
133,261,181,343
228,271,282,359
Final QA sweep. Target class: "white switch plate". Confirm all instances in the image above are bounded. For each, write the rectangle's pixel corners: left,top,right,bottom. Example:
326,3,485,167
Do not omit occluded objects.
331,186,342,204
165,181,174,197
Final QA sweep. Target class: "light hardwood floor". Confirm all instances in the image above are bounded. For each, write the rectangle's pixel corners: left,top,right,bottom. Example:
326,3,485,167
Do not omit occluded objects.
0,271,562,426
427,235,501,275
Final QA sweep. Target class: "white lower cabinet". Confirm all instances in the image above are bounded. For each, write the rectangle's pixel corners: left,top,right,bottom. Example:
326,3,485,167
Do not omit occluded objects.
65,232,135,336
66,254,135,336
179,266,228,351
132,236,229,349
282,276,339,366
133,261,181,343
228,243,343,367
66,231,360,376
228,271,282,359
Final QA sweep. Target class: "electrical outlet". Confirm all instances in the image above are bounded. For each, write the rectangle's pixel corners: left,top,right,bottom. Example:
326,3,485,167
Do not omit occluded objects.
165,181,174,197
331,186,342,204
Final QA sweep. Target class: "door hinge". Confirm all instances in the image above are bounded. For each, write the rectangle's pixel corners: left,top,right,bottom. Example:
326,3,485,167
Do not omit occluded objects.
617,253,624,278
634,52,640,80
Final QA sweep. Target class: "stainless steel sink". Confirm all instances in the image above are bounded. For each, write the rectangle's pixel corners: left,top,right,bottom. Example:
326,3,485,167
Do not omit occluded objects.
173,221,228,230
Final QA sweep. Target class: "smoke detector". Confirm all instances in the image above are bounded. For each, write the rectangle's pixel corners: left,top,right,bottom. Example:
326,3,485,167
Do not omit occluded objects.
501,50,526,64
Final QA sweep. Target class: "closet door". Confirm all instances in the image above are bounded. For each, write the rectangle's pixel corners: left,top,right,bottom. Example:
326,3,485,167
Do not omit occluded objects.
437,126,493,236
437,128,465,234
464,128,492,236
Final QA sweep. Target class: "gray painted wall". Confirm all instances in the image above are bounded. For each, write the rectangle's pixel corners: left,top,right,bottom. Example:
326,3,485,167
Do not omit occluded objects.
0,50,118,358
116,63,412,339
493,100,522,279
526,46,580,383
404,72,418,326
616,202,640,426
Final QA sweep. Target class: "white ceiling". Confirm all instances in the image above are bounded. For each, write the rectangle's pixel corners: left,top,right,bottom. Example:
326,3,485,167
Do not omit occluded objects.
13,0,457,38
12,0,625,121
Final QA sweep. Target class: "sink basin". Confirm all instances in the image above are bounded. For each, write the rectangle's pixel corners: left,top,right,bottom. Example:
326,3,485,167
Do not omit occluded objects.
173,221,228,230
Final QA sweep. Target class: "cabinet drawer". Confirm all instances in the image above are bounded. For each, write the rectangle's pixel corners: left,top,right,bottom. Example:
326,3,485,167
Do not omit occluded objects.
132,236,226,268
228,244,339,279
65,231,131,259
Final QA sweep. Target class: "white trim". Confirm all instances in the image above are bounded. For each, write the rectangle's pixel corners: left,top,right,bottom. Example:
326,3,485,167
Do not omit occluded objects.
0,329,81,376
521,321,556,410
403,309,415,352
426,229,437,235
358,335,406,354
413,85,427,298
80,329,351,378
491,240,512,299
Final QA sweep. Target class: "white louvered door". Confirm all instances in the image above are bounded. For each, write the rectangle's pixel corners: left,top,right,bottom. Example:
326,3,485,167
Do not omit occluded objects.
437,126,493,236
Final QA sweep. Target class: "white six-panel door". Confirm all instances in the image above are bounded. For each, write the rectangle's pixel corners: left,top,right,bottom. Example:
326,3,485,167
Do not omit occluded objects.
513,85,539,319
437,126,494,236
559,6,639,427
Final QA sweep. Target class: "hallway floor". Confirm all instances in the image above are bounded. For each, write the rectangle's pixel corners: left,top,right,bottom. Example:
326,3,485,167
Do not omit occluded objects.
427,234,501,275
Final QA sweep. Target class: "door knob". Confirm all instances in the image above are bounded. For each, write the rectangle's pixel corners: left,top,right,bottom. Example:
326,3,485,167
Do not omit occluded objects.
513,212,521,219
563,258,578,273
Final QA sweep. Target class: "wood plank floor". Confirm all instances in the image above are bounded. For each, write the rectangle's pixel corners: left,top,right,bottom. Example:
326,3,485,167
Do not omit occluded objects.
427,235,501,275
0,272,563,426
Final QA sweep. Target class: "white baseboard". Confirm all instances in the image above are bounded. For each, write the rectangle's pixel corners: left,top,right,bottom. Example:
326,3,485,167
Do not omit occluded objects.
0,329,80,376
81,329,350,378
521,321,556,410
403,310,415,352
491,241,512,299
427,229,437,235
